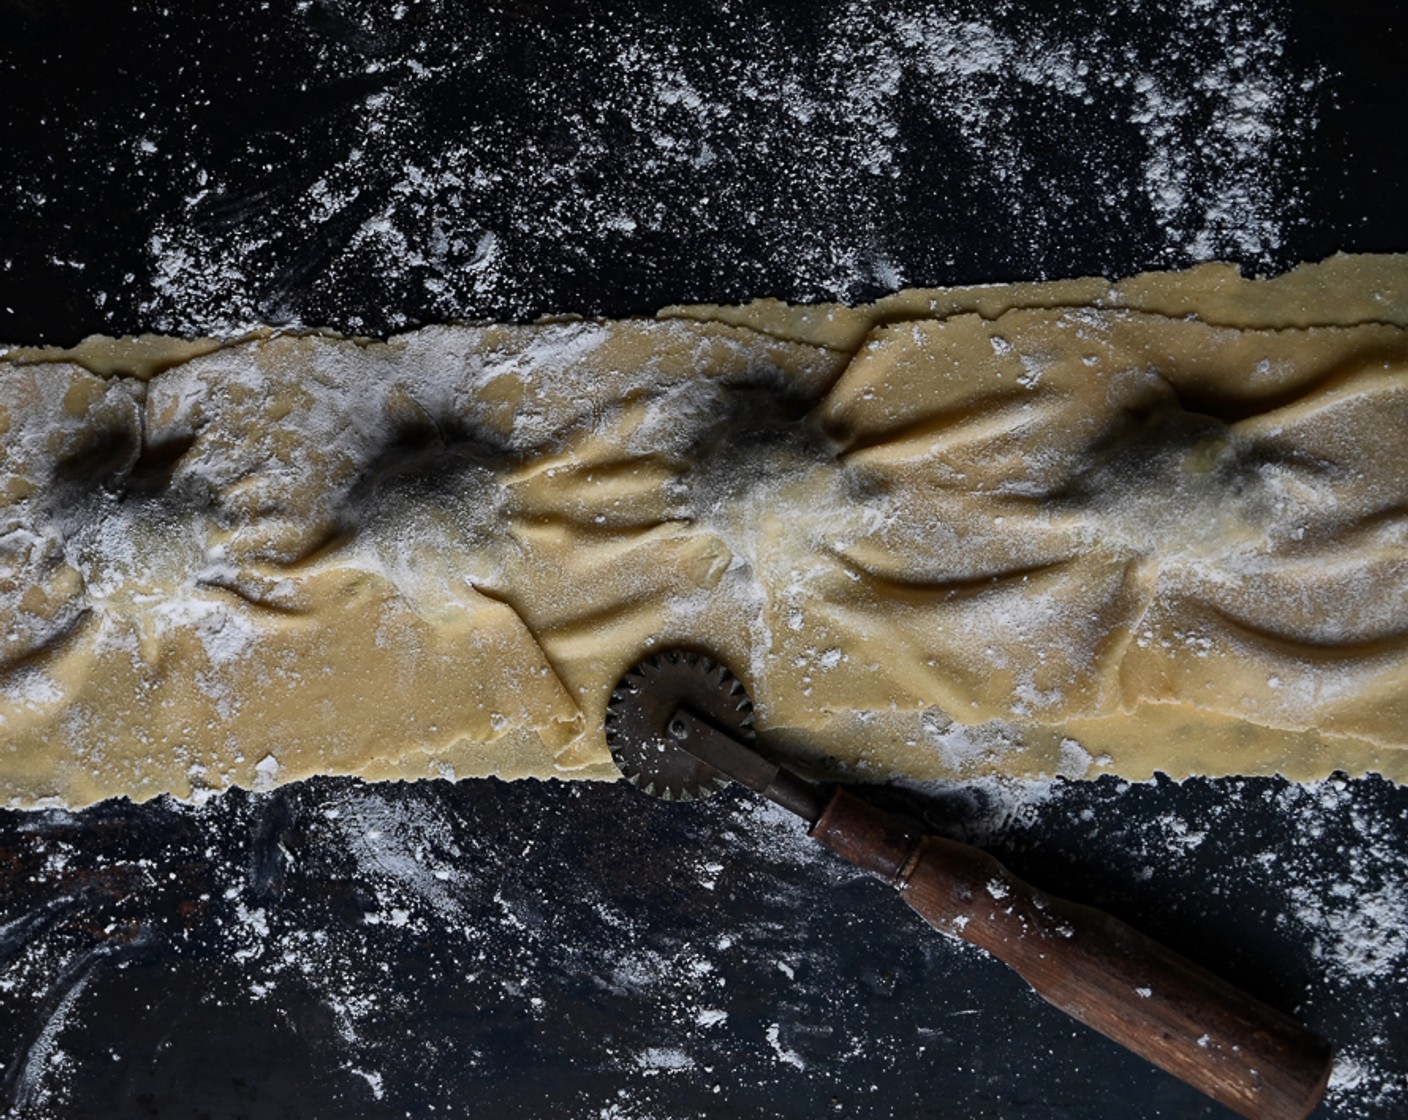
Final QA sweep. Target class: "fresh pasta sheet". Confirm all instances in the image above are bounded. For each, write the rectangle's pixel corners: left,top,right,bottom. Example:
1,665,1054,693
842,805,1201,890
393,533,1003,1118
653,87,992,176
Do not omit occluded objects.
2,255,1406,806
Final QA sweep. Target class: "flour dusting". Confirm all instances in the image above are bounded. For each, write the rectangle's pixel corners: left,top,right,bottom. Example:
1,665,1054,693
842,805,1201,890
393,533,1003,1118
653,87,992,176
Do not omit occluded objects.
116,0,1320,338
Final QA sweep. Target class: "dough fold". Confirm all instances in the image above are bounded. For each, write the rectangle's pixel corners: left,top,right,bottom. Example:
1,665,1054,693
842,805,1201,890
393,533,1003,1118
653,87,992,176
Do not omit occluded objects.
2,255,1406,805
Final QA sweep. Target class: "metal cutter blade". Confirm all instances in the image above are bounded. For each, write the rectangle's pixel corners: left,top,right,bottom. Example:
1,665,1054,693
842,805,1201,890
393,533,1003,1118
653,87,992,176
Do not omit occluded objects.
604,649,755,801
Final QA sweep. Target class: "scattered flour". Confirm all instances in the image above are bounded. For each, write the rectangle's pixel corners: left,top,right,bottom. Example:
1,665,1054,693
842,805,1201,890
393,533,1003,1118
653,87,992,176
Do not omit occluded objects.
127,0,1319,336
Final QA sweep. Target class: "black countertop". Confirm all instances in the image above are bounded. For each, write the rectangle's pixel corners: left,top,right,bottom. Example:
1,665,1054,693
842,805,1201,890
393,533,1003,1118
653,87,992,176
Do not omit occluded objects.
4,775,1407,1119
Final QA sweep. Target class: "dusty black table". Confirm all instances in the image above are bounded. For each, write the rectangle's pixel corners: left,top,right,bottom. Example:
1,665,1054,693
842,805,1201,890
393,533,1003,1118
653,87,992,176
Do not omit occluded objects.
3,775,1408,1118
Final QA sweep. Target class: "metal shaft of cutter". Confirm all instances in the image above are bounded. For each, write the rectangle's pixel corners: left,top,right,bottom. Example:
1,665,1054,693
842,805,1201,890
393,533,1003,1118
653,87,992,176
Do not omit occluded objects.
665,707,827,823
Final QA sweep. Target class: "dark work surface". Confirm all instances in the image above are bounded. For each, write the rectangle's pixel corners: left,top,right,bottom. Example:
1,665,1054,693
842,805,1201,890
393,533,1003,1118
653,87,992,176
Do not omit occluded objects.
1,0,1406,343
2,774,1406,1119
2,0,1408,1117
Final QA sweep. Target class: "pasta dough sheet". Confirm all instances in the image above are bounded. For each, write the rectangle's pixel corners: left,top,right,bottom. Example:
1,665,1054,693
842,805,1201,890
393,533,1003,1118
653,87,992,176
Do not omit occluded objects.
2,254,1407,807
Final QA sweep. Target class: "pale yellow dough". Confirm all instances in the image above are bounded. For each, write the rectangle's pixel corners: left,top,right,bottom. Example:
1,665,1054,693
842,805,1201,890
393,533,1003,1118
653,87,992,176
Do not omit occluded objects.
2,254,1407,806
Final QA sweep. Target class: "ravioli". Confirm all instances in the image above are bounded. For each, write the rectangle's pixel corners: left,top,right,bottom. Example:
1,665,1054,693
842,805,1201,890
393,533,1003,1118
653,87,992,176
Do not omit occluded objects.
2,254,1406,806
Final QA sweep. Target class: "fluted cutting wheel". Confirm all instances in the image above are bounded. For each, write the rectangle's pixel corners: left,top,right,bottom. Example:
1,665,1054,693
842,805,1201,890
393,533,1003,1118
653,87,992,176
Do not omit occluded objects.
605,649,756,801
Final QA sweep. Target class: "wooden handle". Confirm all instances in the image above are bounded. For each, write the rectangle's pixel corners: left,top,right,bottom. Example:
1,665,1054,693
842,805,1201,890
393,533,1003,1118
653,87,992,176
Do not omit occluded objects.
809,788,1332,1120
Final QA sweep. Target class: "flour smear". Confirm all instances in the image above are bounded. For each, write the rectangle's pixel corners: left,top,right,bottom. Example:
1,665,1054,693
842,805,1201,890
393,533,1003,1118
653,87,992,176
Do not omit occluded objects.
132,0,1320,336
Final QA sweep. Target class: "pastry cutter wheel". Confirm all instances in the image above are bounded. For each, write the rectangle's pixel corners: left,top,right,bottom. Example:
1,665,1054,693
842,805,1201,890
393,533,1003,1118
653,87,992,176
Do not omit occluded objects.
605,649,1333,1120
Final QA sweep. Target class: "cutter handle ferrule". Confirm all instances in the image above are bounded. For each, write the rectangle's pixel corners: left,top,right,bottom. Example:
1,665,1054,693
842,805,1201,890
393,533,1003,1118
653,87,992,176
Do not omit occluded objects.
666,708,827,822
